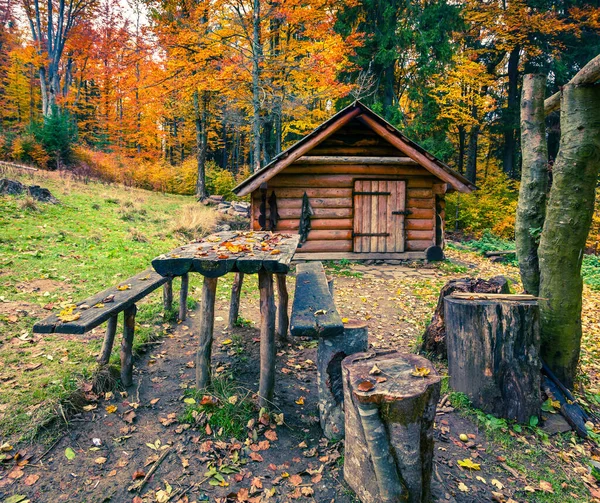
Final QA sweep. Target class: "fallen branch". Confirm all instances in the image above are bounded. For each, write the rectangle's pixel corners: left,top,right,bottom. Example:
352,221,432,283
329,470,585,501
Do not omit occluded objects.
128,447,171,492
484,250,516,257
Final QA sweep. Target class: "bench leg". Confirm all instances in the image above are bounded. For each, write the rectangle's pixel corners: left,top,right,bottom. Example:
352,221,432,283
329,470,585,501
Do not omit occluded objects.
259,270,276,408
163,280,173,311
196,276,218,389
179,273,189,322
120,304,137,387
276,274,289,342
98,314,119,364
228,272,244,330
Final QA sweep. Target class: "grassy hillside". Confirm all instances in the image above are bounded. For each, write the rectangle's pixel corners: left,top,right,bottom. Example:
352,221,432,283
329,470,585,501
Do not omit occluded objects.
0,168,218,440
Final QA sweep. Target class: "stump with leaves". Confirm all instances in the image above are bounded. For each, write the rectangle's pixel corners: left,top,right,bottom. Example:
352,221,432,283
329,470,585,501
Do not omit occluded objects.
342,350,440,503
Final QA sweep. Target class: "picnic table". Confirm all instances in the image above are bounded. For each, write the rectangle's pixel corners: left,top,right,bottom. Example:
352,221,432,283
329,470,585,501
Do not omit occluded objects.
152,231,300,407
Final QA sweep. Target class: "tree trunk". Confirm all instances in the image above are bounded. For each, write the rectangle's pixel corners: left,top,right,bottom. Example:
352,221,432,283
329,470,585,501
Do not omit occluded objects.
457,125,465,174
465,122,479,184
420,276,510,359
343,351,440,503
503,45,521,178
251,0,262,172
516,74,548,296
194,90,209,200
538,82,600,388
444,294,541,422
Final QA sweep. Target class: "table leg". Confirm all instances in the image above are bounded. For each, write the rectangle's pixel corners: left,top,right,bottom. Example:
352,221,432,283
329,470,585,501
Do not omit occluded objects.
276,274,289,342
163,280,173,311
228,272,245,330
120,304,137,387
179,273,189,322
259,270,276,408
98,314,118,364
196,276,218,389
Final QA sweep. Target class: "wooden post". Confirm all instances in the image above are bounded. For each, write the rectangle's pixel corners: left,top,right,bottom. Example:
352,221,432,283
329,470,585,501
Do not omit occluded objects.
275,274,289,342
444,293,541,422
258,270,276,408
228,272,245,330
163,279,173,311
196,276,218,389
318,320,368,439
342,351,440,503
120,304,137,387
98,314,118,364
179,273,189,321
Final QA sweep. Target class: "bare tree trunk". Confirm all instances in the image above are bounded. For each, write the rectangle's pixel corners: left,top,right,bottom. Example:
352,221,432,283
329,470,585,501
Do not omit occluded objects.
465,122,479,184
516,74,548,296
503,45,521,178
194,90,209,200
538,82,600,388
251,0,262,172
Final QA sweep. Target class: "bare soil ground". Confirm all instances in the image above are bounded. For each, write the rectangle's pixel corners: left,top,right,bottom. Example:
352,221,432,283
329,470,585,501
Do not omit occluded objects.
1,252,599,503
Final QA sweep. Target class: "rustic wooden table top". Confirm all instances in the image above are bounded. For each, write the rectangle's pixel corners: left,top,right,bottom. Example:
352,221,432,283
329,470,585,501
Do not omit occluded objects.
151,231,300,278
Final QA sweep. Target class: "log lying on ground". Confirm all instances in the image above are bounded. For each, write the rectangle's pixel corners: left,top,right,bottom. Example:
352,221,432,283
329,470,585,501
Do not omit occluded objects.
343,351,440,503
420,276,509,359
445,294,541,422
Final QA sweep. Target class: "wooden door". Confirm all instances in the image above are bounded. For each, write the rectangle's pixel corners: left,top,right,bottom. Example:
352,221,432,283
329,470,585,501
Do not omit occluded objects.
353,180,406,253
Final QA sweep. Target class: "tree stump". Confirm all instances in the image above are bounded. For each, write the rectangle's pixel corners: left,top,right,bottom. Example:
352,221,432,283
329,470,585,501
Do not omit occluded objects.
445,293,541,422
343,351,440,503
420,276,509,359
317,320,368,439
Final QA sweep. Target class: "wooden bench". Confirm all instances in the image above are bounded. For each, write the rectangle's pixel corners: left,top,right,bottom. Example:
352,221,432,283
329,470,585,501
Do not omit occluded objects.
33,269,188,386
290,262,368,438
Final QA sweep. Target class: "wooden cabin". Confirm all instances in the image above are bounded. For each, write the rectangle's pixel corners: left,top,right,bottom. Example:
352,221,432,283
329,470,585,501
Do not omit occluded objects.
233,101,475,260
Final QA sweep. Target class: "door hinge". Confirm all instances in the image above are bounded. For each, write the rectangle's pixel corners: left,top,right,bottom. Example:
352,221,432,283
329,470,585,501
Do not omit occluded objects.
392,210,412,216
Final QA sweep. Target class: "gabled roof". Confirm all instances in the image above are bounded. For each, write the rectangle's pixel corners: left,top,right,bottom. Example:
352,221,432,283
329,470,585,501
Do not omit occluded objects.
233,101,476,196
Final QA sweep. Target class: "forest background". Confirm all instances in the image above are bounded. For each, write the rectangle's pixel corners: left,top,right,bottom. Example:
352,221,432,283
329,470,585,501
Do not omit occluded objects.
1,0,600,245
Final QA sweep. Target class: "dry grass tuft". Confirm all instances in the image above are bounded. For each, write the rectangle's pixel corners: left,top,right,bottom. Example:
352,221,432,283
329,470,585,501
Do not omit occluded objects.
129,228,149,243
19,196,39,212
170,204,218,240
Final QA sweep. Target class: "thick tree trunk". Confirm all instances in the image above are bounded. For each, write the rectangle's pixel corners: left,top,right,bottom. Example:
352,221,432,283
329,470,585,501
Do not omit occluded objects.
445,294,541,422
516,74,548,296
538,83,600,388
465,123,479,184
457,125,465,174
343,351,440,503
420,276,509,359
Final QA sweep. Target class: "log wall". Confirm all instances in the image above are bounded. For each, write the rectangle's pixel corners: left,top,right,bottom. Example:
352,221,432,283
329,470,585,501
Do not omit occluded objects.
250,119,446,254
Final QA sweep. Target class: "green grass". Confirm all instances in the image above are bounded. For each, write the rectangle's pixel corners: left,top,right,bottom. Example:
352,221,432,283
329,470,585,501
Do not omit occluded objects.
180,374,256,440
0,168,212,440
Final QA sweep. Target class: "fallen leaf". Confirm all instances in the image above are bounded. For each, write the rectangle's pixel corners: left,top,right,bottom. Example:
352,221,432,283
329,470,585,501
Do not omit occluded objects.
492,479,504,490
116,284,131,291
458,482,469,492
369,364,382,375
106,405,118,414
23,474,39,486
458,458,481,471
295,397,305,405
265,430,277,441
65,447,76,460
95,456,107,465
411,366,431,377
539,480,554,493
356,380,375,392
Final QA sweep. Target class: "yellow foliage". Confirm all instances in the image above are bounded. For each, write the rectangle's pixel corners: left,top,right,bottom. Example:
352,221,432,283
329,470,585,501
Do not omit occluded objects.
447,162,518,239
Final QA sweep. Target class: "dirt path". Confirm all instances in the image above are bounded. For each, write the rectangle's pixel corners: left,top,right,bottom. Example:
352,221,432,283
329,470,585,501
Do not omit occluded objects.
1,259,598,503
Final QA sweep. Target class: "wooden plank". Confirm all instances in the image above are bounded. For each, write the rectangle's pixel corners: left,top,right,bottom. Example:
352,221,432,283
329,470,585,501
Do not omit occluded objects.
308,146,403,156
33,269,169,335
256,218,354,231
303,229,353,240
363,180,372,252
377,180,386,252
387,180,396,252
407,230,434,240
283,166,426,175
406,239,434,251
235,107,362,196
254,197,353,209
293,252,426,261
296,240,353,253
407,198,434,209
406,219,434,230
359,113,473,193
407,208,434,219
295,156,418,165
353,180,362,253
407,188,433,199
253,206,353,219
266,174,436,189
255,187,353,199
290,262,344,339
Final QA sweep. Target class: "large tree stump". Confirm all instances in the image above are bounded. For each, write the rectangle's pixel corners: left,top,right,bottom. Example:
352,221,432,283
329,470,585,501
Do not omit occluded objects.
343,351,440,503
318,320,369,439
420,276,509,359
445,293,541,422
